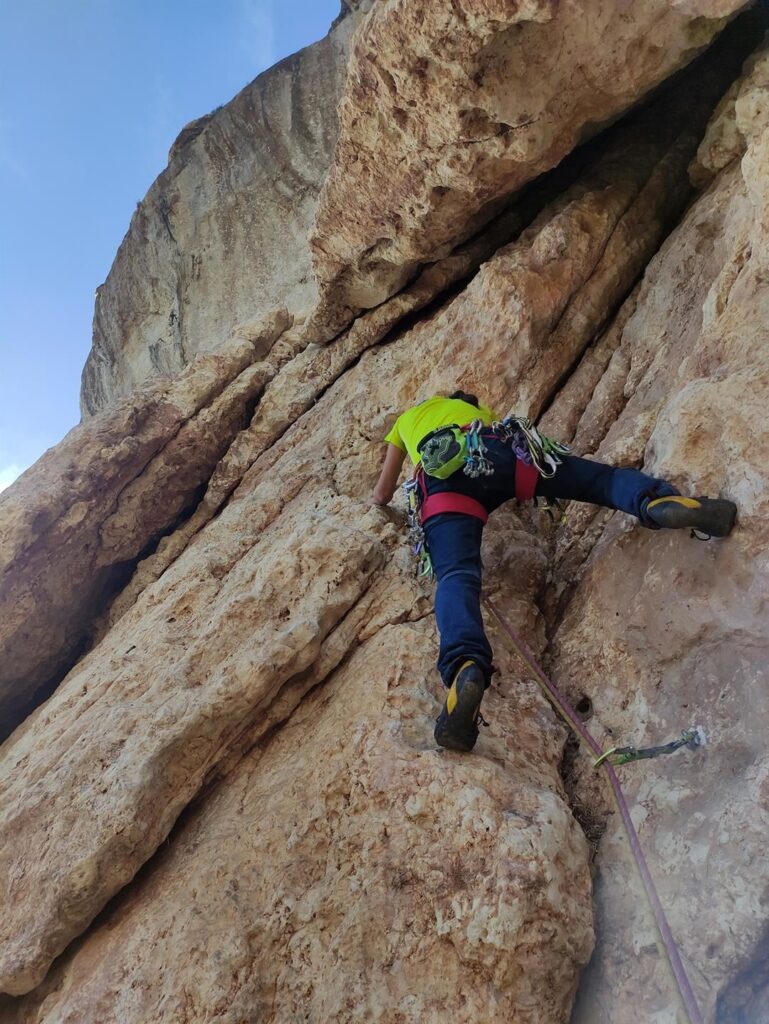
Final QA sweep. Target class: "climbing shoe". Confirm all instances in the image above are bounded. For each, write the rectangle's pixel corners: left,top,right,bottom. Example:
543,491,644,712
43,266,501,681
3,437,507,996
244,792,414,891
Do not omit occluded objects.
434,660,486,753
644,495,737,537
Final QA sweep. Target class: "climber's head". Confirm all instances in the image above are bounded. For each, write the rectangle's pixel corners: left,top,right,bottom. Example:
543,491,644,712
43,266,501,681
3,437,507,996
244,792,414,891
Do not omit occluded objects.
449,389,480,408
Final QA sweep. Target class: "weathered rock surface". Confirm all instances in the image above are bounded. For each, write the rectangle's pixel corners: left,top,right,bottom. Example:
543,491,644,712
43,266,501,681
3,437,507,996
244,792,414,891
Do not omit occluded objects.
309,0,750,338
0,310,289,740
690,35,769,186
541,47,769,1021
80,6,371,416
2,7,769,1024
0,52,721,1007
0,623,594,1023
83,0,753,411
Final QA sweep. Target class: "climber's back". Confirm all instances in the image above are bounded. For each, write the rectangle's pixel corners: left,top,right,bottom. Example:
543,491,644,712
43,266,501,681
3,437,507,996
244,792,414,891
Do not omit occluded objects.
385,391,498,465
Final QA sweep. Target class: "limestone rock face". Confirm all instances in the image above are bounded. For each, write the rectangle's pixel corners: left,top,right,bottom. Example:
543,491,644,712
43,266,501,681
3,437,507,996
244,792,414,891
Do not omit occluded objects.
542,55,769,1021
0,624,594,1022
0,51,719,1009
0,310,289,739
690,37,769,184
309,0,750,337
2,8,769,1024
80,8,370,416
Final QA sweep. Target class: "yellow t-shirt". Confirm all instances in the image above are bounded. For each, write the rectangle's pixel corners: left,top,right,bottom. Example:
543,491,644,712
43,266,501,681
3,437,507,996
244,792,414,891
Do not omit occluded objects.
385,396,498,465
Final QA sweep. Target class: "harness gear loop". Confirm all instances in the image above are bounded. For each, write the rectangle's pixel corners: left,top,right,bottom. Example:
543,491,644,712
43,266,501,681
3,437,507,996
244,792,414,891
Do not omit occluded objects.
491,415,570,477
482,594,705,1024
403,476,433,578
463,419,494,478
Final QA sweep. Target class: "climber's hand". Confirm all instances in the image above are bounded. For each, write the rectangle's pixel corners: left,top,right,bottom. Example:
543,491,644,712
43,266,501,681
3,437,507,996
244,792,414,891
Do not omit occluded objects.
371,443,405,509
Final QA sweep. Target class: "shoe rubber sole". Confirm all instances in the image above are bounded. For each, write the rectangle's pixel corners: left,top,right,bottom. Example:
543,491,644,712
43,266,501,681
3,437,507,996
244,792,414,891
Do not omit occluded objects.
646,496,737,537
434,672,485,753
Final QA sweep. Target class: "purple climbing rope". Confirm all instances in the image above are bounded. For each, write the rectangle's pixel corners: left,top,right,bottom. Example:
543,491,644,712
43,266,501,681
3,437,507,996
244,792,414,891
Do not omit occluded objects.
482,595,704,1024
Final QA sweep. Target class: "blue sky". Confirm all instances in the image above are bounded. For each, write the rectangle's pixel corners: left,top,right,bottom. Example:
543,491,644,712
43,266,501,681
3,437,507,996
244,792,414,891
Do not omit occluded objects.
0,0,340,491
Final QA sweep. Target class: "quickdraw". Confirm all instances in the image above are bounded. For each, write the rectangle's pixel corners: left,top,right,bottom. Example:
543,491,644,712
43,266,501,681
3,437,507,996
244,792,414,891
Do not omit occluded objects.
463,419,494,478
490,415,570,478
593,727,705,768
483,595,706,1024
464,415,570,480
403,476,433,578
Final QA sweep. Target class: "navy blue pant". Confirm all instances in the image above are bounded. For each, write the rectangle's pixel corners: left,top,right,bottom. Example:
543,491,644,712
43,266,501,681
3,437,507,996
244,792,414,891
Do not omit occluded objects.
422,437,676,688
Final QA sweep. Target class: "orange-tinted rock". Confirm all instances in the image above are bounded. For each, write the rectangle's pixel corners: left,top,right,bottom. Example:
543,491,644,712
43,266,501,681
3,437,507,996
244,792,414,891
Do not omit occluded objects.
309,0,749,337
0,58,724,1005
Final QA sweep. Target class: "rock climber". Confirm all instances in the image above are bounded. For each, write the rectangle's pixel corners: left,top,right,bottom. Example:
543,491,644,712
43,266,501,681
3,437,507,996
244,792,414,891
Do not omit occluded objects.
372,391,737,754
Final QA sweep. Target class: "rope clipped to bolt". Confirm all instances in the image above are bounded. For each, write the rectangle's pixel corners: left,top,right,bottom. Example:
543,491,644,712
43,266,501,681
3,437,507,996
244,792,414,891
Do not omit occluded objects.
482,594,705,1024
593,728,705,768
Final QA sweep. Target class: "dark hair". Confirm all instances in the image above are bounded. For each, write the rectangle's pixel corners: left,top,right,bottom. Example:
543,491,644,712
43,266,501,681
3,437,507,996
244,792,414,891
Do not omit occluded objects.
449,389,480,408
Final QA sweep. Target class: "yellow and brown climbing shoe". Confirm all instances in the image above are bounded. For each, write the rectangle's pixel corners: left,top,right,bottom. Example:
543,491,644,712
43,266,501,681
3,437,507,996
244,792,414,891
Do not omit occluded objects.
645,495,737,537
434,660,486,752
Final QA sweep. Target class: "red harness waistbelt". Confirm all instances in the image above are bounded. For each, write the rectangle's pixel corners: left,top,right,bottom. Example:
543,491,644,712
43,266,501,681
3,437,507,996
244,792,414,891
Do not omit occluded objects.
420,492,489,524
418,457,540,525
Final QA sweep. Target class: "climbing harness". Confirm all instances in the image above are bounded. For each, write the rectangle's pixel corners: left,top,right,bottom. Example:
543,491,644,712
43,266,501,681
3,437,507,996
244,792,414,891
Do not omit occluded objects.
482,594,705,1024
403,416,568,577
593,727,705,768
404,474,490,578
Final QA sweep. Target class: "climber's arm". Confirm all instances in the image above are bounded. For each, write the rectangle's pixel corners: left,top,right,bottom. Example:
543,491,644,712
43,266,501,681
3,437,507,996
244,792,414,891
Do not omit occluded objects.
372,442,407,505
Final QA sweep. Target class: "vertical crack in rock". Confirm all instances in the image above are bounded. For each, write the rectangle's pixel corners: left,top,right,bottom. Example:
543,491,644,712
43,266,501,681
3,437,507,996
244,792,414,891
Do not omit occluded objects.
547,37,769,1021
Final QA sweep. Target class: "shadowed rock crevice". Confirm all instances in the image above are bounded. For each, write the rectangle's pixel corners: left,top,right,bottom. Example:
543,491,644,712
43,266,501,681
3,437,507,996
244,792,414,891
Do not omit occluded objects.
308,0,751,340
715,923,769,1023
